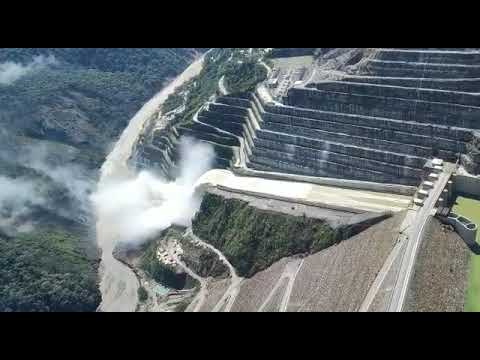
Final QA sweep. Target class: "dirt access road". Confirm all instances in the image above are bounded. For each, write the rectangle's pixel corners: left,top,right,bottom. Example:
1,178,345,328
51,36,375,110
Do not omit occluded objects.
182,228,243,312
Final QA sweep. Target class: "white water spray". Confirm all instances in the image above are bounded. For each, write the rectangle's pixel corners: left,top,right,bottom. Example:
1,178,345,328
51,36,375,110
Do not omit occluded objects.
91,137,214,247
95,52,207,312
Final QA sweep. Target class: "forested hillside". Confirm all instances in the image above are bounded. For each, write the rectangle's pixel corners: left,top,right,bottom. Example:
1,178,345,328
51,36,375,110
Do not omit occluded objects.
0,229,100,312
0,48,203,166
0,48,202,311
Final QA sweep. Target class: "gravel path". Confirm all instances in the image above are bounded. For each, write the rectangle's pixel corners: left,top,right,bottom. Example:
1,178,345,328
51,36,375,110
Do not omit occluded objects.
184,228,243,312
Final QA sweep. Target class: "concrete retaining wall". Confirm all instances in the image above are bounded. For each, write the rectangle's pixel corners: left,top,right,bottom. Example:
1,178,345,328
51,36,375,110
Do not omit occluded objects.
259,123,432,157
287,88,480,129
209,103,249,116
440,212,478,248
342,76,480,92
201,110,247,124
312,80,480,107
232,166,417,195
178,126,239,147
267,103,473,142
251,149,394,180
254,136,425,168
452,174,480,197
252,140,423,178
364,59,480,79
249,154,418,185
263,111,467,152
217,96,252,108
198,115,245,136
375,49,480,65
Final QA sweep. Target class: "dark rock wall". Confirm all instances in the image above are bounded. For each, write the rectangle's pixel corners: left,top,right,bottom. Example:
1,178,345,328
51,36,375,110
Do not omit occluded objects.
135,49,480,184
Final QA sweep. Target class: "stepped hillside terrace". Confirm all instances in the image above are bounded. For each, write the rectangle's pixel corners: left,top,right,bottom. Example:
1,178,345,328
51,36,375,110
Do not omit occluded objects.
135,49,480,190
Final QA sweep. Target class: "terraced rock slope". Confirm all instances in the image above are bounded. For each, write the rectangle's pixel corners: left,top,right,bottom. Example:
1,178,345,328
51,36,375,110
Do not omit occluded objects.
136,48,480,187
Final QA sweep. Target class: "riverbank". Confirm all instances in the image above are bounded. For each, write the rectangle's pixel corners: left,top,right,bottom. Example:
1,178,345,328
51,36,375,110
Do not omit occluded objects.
95,53,207,312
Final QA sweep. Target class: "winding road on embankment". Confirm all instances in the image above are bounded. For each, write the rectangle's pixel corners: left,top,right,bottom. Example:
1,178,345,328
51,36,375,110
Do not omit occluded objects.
96,53,207,312
180,228,242,312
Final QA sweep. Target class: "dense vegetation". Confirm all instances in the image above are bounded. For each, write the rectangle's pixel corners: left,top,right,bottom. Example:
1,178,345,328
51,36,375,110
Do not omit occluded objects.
0,230,100,312
137,286,148,303
224,61,267,94
0,48,202,173
192,193,338,277
180,234,229,278
0,48,202,311
163,48,268,126
0,48,202,168
0,48,200,92
267,48,317,58
151,49,270,180
163,48,233,125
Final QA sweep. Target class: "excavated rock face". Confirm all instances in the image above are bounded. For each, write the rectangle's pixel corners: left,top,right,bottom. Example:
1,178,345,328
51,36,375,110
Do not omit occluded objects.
463,132,480,174
263,49,480,183
269,48,317,58
136,48,480,187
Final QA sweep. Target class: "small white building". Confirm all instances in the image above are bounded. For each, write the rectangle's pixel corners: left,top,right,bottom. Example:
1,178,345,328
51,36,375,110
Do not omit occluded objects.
422,181,434,189
414,198,425,207
432,158,444,166
418,189,429,198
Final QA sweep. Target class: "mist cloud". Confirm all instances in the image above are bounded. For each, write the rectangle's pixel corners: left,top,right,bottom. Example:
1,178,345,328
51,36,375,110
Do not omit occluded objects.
0,176,46,234
0,139,95,234
0,134,215,244
16,142,94,216
0,54,58,85
91,137,215,246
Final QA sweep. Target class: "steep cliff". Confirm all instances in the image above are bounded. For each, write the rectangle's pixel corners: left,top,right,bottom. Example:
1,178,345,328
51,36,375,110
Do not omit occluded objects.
463,132,480,175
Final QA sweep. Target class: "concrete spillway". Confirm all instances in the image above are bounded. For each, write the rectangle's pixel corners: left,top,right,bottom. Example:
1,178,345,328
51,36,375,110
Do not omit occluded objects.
96,54,206,312
195,169,412,213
